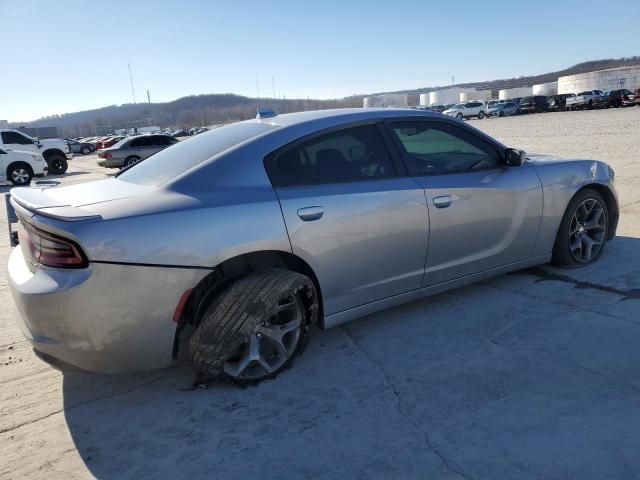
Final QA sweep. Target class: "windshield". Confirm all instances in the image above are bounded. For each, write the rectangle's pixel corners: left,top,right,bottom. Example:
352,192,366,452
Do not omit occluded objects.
451,104,464,109
118,121,277,185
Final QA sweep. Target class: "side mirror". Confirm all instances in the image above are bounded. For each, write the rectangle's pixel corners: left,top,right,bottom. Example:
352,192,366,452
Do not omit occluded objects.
505,148,526,167
33,137,39,143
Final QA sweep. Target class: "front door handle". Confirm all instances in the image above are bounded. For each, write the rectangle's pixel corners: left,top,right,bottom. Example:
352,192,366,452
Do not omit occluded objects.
297,206,324,221
433,195,453,208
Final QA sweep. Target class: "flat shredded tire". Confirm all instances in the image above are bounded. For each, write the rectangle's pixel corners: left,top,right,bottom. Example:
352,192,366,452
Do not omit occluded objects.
189,269,318,384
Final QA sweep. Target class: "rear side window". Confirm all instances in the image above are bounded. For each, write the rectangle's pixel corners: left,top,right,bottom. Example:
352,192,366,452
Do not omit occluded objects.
265,124,396,187
390,121,501,175
118,122,276,185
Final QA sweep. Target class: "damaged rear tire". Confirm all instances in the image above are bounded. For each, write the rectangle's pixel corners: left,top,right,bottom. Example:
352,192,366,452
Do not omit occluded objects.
189,269,318,384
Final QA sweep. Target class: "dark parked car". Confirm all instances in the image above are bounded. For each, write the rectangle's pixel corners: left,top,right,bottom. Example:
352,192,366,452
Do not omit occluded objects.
593,89,635,108
97,134,179,168
65,138,95,155
519,96,549,113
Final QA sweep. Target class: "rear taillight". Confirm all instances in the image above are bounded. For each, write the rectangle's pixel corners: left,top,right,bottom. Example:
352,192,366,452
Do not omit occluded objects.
98,152,112,158
19,223,88,268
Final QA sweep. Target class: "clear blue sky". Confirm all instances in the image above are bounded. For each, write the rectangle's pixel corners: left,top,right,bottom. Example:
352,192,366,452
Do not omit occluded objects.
1,0,638,122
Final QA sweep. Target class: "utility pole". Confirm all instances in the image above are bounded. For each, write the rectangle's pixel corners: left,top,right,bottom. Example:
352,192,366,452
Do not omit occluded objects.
147,90,151,104
272,77,276,101
452,76,455,86
256,74,260,100
128,64,136,104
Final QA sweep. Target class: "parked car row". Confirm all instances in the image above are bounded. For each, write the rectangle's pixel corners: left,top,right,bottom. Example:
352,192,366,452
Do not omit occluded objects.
426,88,639,121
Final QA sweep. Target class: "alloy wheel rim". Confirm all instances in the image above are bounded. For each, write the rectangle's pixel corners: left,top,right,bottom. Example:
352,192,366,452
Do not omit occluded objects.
569,198,606,263
12,169,29,184
53,159,63,171
224,292,303,380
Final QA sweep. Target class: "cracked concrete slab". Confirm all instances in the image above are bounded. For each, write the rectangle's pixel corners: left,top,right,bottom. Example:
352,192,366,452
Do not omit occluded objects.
1,108,639,479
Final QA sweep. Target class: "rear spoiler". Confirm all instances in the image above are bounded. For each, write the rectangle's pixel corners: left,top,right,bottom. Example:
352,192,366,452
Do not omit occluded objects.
5,191,101,247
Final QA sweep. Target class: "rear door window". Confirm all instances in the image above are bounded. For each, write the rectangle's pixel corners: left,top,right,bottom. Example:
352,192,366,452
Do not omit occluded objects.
265,124,396,186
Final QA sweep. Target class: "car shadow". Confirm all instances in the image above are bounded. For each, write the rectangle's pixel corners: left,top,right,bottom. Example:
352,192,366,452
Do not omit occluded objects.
60,235,640,478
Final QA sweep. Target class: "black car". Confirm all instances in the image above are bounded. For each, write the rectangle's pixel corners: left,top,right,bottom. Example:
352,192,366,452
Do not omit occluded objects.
519,96,549,113
65,138,95,155
547,94,574,111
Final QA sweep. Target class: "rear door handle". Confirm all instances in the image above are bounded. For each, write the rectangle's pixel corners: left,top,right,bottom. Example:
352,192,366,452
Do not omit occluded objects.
297,206,324,221
433,195,452,208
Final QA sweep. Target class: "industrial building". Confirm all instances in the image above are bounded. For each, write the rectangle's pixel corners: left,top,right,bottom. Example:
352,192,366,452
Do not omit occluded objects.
532,82,558,96
499,86,533,100
558,66,640,94
419,93,430,107
363,93,408,108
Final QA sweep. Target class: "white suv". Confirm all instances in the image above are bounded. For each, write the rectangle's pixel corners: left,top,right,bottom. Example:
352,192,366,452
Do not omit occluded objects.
0,147,47,185
443,101,487,120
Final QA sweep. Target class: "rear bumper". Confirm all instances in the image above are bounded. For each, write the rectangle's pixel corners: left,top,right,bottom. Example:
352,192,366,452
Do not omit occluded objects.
8,247,208,373
97,157,122,168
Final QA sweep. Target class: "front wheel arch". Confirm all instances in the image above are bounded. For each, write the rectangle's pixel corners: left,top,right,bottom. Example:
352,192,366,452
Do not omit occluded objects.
576,183,618,240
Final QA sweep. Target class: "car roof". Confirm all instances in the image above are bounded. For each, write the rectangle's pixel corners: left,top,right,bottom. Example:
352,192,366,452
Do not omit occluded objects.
249,108,439,128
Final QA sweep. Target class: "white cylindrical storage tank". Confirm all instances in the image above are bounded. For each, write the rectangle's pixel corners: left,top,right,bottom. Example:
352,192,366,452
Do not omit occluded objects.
460,89,492,102
532,81,558,96
419,93,430,106
558,65,640,94
499,86,533,100
363,94,408,108
429,88,470,106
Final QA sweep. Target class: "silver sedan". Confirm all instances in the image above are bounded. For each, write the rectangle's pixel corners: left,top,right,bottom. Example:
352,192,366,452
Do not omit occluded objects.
487,101,520,117
6,108,618,383
97,134,179,168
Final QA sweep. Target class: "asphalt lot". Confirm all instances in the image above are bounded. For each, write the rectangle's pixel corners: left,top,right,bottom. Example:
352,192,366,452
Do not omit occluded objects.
1,107,639,479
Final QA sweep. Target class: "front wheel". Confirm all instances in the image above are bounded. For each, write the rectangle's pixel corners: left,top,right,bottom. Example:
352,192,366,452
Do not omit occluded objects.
189,269,318,384
552,189,609,267
478,111,485,119
81,146,91,155
456,113,463,120
8,164,33,186
46,153,68,175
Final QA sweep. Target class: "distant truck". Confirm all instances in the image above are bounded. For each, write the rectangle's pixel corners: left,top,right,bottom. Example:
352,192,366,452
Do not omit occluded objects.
0,129,72,174
565,90,603,110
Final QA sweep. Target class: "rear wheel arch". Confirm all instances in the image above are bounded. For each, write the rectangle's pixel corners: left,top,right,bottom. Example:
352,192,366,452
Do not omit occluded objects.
172,250,324,360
